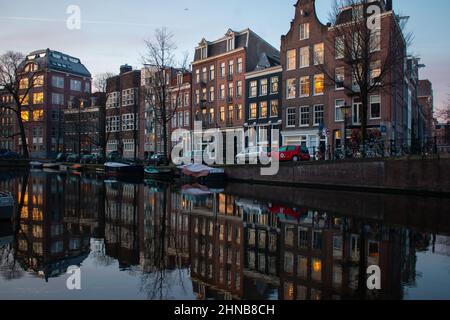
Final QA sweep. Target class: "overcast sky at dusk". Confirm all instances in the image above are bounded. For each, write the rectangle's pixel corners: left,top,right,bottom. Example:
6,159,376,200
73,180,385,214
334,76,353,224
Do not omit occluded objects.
1,0,449,109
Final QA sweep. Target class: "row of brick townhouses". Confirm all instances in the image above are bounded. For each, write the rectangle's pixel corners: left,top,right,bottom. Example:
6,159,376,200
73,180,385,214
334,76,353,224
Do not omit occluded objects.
1,1,436,160
279,0,425,155
191,29,280,152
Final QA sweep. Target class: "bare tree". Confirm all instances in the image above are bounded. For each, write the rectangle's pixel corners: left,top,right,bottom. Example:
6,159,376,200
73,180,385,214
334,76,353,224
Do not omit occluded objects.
0,51,38,159
142,27,189,165
93,72,115,94
319,0,412,153
435,93,450,124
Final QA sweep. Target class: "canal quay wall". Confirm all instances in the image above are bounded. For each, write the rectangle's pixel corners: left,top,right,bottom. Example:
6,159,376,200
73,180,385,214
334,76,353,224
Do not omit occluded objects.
224,156,450,195
225,182,450,236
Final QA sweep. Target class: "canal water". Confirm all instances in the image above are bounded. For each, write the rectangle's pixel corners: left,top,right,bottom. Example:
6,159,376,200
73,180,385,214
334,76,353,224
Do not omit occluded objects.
0,169,449,300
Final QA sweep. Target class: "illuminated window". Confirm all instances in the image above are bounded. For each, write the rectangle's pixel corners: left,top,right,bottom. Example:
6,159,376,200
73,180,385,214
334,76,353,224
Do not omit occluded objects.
21,111,29,122
314,43,324,65
19,78,29,89
32,225,43,238
236,104,243,121
260,79,268,96
300,46,309,68
33,92,44,104
227,105,234,122
259,101,268,118
24,63,38,72
249,103,257,119
33,75,44,87
300,76,310,97
286,78,296,99
313,74,324,95
287,49,296,70
249,81,257,98
311,258,322,282
270,100,279,117
33,109,44,121
220,106,225,122
32,208,43,221
19,94,29,105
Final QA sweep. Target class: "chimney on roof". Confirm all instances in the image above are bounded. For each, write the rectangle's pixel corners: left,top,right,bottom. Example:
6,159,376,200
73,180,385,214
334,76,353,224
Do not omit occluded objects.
120,64,132,74
386,0,393,11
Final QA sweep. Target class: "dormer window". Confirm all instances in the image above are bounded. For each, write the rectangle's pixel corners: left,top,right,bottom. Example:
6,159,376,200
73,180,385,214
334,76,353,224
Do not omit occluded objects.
177,73,183,85
199,39,208,60
226,30,235,52
24,63,38,73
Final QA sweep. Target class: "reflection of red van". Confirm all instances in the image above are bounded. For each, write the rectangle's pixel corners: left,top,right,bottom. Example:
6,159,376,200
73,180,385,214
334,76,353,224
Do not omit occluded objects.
269,146,311,162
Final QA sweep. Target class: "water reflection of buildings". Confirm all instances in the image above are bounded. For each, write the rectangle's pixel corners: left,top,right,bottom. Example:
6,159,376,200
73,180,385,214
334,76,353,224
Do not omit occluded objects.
278,209,417,300
190,192,244,300
104,182,142,268
0,171,440,299
15,173,93,280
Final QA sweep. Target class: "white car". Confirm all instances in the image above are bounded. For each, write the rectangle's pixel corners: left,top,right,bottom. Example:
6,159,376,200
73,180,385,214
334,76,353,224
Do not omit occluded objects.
235,146,270,164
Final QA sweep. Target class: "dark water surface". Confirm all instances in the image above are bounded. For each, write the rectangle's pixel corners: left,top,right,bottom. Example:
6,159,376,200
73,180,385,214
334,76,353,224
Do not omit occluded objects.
0,169,449,300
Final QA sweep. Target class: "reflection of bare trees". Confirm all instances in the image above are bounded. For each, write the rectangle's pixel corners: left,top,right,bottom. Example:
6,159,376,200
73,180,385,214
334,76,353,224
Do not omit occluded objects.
137,184,191,300
0,171,29,280
0,244,23,280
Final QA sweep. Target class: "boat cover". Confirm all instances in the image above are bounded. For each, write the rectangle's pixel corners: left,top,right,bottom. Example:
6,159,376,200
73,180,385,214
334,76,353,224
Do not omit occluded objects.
178,164,224,178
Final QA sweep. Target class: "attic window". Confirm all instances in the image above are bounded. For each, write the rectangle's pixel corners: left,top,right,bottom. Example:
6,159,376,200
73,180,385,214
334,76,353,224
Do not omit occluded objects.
200,46,208,60
227,30,235,51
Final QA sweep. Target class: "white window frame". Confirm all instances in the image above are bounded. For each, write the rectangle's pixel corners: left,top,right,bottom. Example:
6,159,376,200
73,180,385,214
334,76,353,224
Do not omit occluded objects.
299,46,310,68
299,23,310,40
286,107,296,128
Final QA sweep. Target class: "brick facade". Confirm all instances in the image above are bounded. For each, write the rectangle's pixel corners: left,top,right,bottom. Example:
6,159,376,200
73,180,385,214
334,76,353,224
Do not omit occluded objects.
105,65,141,160
16,49,92,159
280,0,408,157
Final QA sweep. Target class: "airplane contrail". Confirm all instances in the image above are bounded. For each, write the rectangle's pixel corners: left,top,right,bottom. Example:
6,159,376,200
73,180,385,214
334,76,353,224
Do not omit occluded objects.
0,16,175,28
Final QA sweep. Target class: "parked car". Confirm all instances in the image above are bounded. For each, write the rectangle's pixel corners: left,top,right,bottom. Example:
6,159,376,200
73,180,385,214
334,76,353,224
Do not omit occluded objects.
0,149,10,157
269,146,311,162
148,154,168,166
66,153,80,163
0,151,21,160
235,146,271,164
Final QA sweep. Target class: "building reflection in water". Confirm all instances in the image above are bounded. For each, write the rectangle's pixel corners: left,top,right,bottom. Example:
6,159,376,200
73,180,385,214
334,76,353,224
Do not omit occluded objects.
0,171,440,300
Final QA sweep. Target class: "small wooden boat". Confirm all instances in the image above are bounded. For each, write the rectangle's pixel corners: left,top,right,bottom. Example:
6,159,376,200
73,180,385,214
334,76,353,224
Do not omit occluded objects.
144,166,174,181
30,161,43,169
104,162,144,177
0,191,14,221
